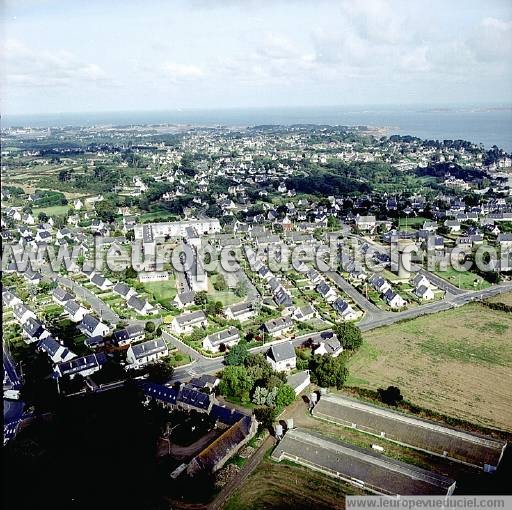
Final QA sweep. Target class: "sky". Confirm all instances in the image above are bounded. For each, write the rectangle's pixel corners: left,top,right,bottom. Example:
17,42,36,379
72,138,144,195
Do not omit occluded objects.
1,0,512,115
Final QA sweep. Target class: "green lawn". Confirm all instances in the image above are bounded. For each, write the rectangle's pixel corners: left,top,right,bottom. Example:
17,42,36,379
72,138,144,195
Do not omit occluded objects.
433,266,491,290
398,216,429,230
33,204,70,217
141,278,177,303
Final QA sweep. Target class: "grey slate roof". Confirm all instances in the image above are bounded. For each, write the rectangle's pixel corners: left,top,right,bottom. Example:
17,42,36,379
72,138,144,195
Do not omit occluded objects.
267,341,295,362
130,338,167,359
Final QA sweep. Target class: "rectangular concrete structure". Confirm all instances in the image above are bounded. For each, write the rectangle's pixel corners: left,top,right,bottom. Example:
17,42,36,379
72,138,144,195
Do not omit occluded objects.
312,394,506,470
272,428,456,495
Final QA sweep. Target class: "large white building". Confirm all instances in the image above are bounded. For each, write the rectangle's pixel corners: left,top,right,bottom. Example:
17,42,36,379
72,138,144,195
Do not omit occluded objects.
134,219,221,241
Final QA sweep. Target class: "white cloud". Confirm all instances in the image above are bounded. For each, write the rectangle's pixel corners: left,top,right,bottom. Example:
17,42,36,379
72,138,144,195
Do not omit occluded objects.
161,62,204,81
467,17,512,62
1,38,109,89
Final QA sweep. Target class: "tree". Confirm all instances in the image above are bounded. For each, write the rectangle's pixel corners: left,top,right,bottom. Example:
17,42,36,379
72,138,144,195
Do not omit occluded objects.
213,274,227,291
95,199,117,223
145,321,156,333
378,386,403,406
327,216,340,229
275,384,296,409
234,280,247,298
254,406,278,429
334,322,363,350
225,341,249,366
38,211,49,223
146,362,174,384
218,365,253,400
194,291,208,306
309,354,348,389
252,386,277,406
206,300,223,317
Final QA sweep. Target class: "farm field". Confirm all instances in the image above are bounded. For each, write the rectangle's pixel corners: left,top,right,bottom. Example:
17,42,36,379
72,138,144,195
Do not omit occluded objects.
223,453,364,510
347,303,512,431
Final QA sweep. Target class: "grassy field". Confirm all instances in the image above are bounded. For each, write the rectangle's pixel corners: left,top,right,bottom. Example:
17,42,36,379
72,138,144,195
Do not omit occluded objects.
487,292,512,307
347,303,512,431
223,454,365,510
433,266,491,290
33,204,70,217
141,278,177,303
398,216,429,230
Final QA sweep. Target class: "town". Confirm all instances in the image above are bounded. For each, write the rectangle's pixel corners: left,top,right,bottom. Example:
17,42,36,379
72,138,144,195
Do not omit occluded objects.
2,122,512,508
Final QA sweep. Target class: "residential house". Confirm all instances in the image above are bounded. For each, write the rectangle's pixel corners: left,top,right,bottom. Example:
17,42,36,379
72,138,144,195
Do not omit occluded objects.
292,304,317,322
79,314,110,337
316,282,338,303
112,324,145,347
52,287,75,306
383,289,406,309
332,298,358,320
12,304,36,325
53,352,108,379
202,327,240,353
171,310,208,334
90,273,114,291
112,282,137,300
64,299,88,323
266,341,296,372
415,285,435,301
224,302,257,322
127,295,156,315
126,338,168,368
172,291,196,310
38,336,76,364
261,316,294,339
22,317,51,344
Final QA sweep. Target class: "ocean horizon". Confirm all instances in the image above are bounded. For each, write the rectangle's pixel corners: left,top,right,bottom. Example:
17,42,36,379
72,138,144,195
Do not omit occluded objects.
2,104,512,152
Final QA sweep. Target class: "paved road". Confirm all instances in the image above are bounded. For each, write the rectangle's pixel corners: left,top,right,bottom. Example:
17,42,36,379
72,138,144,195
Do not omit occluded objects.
418,268,466,296
40,266,120,325
325,270,383,318
359,282,512,332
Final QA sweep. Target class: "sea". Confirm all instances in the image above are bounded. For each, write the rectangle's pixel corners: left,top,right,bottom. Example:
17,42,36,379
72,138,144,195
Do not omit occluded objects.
2,104,512,152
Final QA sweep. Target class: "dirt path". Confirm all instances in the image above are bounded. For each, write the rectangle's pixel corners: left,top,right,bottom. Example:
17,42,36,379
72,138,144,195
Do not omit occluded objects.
157,428,224,459
208,434,275,510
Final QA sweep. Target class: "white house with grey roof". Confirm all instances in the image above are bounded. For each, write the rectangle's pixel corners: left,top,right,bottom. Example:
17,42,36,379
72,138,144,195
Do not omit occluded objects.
127,295,156,315
52,287,74,306
224,302,256,322
261,317,294,339
172,290,196,310
292,304,317,322
113,282,137,300
112,324,145,347
202,327,240,353
12,303,36,325
171,310,208,334
64,299,88,323
2,290,21,308
266,341,296,372
79,314,110,337
22,317,51,344
313,335,343,357
54,352,107,379
126,338,168,368
90,273,114,291
38,336,76,364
